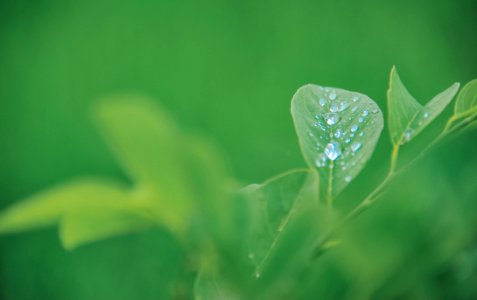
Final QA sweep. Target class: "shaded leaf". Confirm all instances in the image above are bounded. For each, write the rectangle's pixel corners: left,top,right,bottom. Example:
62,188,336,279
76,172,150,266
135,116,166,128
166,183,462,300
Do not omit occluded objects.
291,84,383,202
387,66,459,145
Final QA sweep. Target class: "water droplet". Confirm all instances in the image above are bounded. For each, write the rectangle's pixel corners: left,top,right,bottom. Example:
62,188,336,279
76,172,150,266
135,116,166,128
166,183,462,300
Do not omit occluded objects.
315,154,327,167
329,93,337,100
423,111,430,118
338,101,349,112
330,103,339,113
308,132,314,137
319,98,326,106
362,109,369,117
344,175,352,182
350,124,359,132
371,108,379,114
314,114,320,120
345,138,351,144
352,96,359,102
403,129,414,143
334,128,344,138
358,117,364,123
351,106,359,113
351,142,362,152
324,141,342,161
359,132,364,137
324,113,340,125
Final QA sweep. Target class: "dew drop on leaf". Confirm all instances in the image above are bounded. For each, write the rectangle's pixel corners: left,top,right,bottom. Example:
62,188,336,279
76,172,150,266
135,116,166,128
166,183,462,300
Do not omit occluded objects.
324,141,342,161
324,113,340,125
330,103,339,112
334,128,344,138
319,97,327,106
315,153,327,167
351,142,362,152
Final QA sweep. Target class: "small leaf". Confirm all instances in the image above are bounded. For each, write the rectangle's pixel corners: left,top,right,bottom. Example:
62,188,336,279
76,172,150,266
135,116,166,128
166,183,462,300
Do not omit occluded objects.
450,79,477,128
59,200,156,250
0,179,130,234
387,66,459,145
291,84,383,201
455,79,477,115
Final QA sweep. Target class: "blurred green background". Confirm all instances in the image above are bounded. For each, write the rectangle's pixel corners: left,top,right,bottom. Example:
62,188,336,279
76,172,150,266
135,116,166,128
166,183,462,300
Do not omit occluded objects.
1,0,477,299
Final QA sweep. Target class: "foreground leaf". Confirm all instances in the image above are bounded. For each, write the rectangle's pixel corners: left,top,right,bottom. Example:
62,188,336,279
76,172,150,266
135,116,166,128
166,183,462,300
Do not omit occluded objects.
387,66,459,145
291,84,383,202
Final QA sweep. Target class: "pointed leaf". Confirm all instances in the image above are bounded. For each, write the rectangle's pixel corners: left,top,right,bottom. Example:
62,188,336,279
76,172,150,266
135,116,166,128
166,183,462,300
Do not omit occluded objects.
95,97,202,237
291,84,383,201
387,66,459,145
0,179,129,234
450,79,477,128
455,79,477,115
59,201,156,250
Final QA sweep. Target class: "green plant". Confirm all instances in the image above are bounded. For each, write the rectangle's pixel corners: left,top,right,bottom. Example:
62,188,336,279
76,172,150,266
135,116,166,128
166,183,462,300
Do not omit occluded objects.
1,67,476,299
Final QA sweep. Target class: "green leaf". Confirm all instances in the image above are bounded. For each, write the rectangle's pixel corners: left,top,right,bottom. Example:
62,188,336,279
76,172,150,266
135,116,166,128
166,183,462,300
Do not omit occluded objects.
95,96,196,236
450,79,477,129
244,170,320,276
238,170,336,297
0,178,130,234
455,79,477,115
387,66,459,145
193,271,237,300
59,200,156,250
1,97,234,251
291,84,384,202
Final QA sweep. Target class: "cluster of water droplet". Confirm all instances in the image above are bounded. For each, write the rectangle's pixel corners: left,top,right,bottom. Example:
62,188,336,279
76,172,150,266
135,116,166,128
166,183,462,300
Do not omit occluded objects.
309,87,380,183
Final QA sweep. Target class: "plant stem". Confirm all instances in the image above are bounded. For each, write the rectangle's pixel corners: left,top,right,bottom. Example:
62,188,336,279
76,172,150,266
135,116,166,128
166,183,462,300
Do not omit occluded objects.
327,161,334,208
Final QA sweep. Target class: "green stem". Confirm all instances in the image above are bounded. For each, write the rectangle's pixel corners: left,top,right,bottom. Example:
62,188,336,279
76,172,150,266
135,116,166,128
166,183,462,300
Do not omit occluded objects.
327,161,334,209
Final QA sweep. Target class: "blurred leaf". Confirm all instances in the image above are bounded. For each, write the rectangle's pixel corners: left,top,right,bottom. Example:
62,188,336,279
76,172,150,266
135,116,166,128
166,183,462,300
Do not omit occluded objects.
95,96,196,236
194,271,238,300
291,84,383,201
450,79,477,129
387,66,459,145
0,178,130,234
1,97,234,252
59,199,156,250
